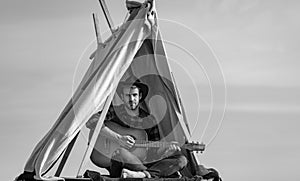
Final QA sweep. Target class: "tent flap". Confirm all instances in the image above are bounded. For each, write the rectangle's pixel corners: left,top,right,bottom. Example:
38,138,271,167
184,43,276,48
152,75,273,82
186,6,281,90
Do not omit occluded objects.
22,1,198,180
24,3,154,180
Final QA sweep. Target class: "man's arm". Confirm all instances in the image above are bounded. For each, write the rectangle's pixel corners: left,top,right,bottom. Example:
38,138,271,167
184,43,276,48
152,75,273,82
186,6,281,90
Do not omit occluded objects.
100,125,135,149
86,111,135,149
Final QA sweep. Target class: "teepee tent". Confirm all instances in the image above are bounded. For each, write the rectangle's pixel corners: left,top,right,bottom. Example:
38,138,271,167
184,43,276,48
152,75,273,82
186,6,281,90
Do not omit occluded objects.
17,1,205,180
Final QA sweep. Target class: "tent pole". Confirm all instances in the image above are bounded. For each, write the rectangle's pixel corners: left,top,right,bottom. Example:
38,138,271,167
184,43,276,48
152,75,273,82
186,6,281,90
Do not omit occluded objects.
54,131,80,177
98,0,115,34
92,13,102,44
76,93,115,177
171,72,192,135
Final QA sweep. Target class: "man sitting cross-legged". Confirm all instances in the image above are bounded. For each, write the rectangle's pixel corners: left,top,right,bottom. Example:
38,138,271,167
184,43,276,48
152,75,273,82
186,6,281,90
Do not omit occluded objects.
86,76,187,178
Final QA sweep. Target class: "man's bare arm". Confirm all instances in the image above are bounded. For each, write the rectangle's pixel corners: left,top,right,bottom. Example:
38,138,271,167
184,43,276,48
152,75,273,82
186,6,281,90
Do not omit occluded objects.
101,125,135,149
86,112,135,149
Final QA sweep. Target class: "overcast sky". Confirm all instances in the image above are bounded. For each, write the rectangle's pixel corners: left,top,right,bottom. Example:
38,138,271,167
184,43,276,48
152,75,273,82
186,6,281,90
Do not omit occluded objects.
1,0,300,180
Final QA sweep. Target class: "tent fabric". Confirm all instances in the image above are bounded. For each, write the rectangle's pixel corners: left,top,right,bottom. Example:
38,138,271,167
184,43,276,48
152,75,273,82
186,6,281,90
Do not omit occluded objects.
120,39,188,144
22,1,199,180
24,2,154,180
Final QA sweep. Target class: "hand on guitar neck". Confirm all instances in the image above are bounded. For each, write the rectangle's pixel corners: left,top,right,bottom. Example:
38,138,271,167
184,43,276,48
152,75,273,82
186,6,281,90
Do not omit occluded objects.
157,141,181,158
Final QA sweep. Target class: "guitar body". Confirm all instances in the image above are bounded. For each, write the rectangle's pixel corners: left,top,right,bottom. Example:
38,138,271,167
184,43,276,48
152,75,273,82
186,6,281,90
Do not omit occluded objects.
92,121,148,168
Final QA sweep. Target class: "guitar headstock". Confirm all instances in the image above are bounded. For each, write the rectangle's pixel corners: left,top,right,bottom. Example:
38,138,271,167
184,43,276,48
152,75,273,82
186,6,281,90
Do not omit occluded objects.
183,142,205,153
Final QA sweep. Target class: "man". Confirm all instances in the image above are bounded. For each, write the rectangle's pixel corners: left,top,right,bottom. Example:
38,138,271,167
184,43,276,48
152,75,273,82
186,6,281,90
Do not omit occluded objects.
86,77,187,178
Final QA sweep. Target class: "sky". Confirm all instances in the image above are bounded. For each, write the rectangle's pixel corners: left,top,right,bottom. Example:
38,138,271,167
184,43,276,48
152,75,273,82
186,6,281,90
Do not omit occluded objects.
1,0,300,180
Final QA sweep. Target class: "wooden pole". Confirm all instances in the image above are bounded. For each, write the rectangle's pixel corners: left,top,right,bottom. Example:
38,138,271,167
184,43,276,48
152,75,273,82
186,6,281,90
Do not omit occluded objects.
54,132,80,177
98,0,115,34
92,13,102,44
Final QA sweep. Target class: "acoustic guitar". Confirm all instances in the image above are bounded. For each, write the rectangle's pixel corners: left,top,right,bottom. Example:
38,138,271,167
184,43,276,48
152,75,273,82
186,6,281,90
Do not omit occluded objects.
92,121,205,168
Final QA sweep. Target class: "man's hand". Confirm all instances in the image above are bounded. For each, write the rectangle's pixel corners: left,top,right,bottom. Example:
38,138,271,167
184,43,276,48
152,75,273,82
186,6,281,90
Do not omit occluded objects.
157,142,181,158
118,135,135,149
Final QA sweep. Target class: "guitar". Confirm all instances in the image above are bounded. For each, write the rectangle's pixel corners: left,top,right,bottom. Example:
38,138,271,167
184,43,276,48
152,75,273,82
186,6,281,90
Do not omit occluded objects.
92,121,205,168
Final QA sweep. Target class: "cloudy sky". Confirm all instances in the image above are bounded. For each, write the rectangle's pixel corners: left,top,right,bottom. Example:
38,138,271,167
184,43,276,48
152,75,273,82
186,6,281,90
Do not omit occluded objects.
1,0,300,180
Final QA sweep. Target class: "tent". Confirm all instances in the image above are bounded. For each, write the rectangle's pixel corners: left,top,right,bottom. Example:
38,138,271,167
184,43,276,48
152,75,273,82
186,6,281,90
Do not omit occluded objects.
16,1,212,181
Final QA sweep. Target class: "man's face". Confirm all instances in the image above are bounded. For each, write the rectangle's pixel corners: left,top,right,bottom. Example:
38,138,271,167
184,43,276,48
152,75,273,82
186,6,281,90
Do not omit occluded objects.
122,86,142,111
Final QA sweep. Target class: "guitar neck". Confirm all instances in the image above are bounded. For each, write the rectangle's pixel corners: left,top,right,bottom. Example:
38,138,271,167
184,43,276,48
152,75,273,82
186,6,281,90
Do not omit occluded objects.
135,140,173,148
134,140,205,152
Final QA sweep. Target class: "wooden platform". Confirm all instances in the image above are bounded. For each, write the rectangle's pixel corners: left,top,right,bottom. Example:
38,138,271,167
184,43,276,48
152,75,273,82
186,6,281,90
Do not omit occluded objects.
16,173,204,181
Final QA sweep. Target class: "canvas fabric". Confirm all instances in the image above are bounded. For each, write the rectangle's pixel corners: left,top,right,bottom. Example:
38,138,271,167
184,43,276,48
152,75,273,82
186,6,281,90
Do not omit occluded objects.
22,1,198,180
24,3,154,180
